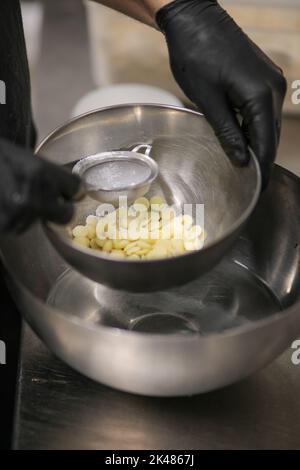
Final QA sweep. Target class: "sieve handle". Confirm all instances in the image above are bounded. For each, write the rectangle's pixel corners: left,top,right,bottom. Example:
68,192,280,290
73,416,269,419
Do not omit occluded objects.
130,143,152,157
72,182,87,202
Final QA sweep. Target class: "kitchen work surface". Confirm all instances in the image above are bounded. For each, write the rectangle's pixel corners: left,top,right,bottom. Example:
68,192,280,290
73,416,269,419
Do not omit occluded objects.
14,325,300,450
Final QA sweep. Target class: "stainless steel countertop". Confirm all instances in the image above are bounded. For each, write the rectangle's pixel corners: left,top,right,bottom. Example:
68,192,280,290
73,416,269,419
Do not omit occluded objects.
14,324,300,450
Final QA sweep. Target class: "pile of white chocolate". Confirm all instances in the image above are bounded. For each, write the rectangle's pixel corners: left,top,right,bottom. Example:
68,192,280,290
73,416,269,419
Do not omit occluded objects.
71,196,205,260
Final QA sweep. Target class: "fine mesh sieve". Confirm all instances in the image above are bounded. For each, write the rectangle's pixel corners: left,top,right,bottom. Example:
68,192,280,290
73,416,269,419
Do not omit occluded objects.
72,144,158,204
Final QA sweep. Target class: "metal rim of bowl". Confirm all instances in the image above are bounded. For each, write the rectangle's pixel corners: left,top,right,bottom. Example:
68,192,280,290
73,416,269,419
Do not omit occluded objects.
72,151,158,192
37,104,262,264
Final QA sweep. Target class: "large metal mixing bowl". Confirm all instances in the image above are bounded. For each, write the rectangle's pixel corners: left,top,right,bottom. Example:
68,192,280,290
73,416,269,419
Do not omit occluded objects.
39,105,261,291
0,164,300,396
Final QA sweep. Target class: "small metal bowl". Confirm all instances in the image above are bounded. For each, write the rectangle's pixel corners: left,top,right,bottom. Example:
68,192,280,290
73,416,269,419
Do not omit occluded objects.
72,144,158,205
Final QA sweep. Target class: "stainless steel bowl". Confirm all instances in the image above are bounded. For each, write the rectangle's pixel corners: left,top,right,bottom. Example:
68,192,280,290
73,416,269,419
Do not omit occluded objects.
1,165,300,396
39,104,261,292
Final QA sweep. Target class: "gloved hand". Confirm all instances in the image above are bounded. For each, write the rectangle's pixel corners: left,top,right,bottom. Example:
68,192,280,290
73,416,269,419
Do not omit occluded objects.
0,138,80,233
156,0,287,187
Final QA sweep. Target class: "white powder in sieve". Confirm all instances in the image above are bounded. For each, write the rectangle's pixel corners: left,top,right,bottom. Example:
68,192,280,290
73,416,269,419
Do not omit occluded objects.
84,160,152,190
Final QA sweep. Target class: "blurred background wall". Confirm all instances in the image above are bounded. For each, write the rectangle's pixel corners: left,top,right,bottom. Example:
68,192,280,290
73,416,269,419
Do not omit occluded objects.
84,0,300,114
21,0,300,173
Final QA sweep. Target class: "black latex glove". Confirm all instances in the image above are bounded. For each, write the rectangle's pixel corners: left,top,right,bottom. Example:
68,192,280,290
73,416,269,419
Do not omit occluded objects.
0,138,80,233
156,0,287,187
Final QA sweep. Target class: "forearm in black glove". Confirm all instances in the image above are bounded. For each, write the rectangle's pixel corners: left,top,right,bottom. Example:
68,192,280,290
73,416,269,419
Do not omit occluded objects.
0,138,80,233
156,0,287,187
